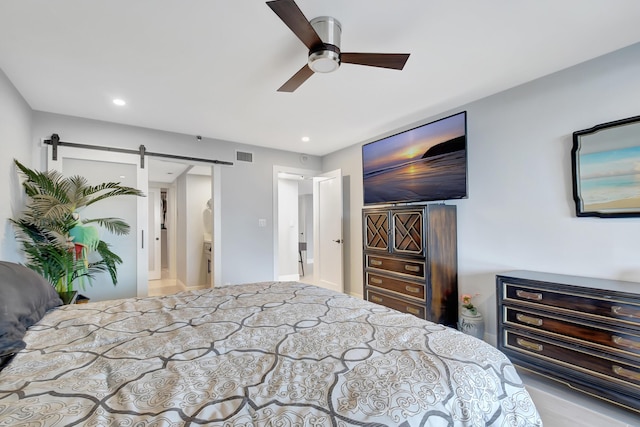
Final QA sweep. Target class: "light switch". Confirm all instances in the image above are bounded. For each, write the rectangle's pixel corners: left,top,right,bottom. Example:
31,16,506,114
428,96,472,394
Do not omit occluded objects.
258,218,267,227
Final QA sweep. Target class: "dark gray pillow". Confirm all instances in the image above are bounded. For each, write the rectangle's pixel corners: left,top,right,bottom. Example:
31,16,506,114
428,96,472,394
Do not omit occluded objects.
0,261,62,364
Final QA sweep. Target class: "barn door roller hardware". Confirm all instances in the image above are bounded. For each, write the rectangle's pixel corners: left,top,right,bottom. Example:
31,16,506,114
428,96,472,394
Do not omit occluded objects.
44,133,233,167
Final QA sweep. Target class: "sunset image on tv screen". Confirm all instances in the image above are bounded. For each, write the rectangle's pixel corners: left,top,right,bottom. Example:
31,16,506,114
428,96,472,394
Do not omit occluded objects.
362,112,467,205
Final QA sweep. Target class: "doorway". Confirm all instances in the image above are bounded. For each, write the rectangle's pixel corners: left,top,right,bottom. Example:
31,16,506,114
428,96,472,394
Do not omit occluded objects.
273,166,343,292
147,159,217,296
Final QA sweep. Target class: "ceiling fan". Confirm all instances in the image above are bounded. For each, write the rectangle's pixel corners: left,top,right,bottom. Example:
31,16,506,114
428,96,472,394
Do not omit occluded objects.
266,0,410,92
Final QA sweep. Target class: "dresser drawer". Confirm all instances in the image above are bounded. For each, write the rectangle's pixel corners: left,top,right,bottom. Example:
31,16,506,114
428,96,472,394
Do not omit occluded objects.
503,282,640,328
366,254,425,279
366,272,425,300
504,330,640,396
367,290,426,319
504,306,640,360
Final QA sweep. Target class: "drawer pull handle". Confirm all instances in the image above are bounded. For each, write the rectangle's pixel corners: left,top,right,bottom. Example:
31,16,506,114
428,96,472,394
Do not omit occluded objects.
406,306,420,315
370,259,383,266
612,335,640,351
405,285,421,294
516,338,543,352
404,265,420,273
612,365,640,382
516,313,543,327
370,295,383,303
370,277,383,285
611,305,640,319
516,290,542,301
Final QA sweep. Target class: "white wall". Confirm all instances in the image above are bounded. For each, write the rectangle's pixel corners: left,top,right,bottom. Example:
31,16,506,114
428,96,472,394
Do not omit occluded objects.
323,42,640,340
223,155,319,285
0,68,32,263
29,111,322,287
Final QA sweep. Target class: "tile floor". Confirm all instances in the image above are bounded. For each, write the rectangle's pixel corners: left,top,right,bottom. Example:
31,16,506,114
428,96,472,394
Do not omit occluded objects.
297,261,316,285
148,269,207,296
149,261,317,297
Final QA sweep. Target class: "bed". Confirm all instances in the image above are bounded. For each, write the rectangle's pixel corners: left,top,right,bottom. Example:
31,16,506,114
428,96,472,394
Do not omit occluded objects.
0,263,542,426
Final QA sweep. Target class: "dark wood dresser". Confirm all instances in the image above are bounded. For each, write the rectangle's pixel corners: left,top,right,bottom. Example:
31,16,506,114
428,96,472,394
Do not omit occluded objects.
363,204,457,326
497,270,640,413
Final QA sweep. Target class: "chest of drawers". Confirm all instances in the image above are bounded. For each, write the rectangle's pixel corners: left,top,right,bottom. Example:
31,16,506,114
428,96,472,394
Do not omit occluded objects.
363,204,457,326
497,271,640,413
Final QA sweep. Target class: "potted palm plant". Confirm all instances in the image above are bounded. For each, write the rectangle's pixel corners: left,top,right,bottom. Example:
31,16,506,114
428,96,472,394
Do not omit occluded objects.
11,159,144,296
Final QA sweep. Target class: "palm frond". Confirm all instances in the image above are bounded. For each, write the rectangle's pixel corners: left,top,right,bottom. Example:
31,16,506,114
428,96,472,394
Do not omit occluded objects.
94,240,122,285
29,194,76,224
82,218,131,235
84,183,145,206
68,175,91,207
15,159,72,203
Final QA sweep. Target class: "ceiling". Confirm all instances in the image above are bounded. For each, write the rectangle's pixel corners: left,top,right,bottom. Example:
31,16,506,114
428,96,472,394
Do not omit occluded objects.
2,1,640,157
147,157,211,183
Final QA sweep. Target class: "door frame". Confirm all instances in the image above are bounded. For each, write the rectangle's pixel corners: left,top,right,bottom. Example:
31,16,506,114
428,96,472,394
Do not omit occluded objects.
148,186,162,280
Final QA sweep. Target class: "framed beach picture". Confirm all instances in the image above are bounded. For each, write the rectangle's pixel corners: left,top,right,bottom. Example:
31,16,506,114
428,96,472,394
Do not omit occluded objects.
571,115,640,218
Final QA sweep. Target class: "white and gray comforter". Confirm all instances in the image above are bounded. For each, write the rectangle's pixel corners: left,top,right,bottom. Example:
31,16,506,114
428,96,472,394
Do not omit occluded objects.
0,282,542,426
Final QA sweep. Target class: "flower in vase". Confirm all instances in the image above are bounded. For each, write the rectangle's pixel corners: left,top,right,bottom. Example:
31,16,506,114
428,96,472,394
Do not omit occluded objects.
461,293,479,316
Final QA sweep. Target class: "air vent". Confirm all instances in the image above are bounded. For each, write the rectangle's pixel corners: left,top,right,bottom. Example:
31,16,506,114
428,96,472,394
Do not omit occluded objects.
236,150,253,163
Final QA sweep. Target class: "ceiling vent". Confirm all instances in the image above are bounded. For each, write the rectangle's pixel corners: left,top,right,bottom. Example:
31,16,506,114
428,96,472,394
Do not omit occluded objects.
236,150,254,163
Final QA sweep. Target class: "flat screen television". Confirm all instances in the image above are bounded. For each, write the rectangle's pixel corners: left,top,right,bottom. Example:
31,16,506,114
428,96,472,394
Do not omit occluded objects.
362,111,467,205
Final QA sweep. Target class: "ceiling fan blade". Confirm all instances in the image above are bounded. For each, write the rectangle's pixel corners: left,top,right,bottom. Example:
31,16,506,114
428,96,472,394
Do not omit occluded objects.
341,53,410,70
278,64,315,92
267,0,323,50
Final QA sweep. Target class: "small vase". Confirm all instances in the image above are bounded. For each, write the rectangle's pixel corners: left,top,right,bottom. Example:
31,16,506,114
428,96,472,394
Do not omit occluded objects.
458,309,484,340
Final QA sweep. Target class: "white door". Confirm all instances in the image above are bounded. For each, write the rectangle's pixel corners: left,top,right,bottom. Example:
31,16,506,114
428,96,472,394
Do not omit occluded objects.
47,145,148,299
313,169,343,293
148,187,162,280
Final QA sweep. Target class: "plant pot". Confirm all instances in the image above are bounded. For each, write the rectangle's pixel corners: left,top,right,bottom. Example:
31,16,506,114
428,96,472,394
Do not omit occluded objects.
458,309,484,340
57,290,78,305
76,294,90,304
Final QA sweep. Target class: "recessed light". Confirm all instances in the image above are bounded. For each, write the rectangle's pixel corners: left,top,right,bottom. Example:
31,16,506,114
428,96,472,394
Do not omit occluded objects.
301,136,310,142
113,99,126,106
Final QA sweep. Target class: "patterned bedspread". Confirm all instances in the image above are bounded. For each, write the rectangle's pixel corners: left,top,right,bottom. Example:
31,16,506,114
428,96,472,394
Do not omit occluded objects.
0,282,542,426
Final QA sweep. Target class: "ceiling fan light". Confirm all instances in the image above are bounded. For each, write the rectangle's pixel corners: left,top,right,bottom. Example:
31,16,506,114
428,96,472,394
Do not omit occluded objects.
308,50,340,73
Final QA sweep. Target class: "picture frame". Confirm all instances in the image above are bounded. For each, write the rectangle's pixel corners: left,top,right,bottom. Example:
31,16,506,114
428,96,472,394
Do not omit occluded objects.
572,115,640,218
